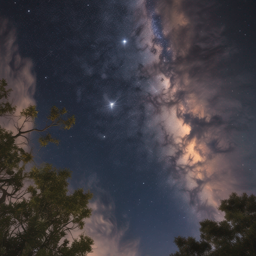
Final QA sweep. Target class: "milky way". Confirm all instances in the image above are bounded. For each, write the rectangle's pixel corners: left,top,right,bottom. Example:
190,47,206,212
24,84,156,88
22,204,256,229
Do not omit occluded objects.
136,0,256,220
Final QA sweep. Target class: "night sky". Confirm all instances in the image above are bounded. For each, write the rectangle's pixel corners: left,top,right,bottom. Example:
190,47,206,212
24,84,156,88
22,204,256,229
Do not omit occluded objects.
1,0,256,255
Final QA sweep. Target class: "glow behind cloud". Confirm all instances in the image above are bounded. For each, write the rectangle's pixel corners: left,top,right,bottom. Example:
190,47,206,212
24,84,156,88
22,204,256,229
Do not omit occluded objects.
0,18,36,144
134,0,256,220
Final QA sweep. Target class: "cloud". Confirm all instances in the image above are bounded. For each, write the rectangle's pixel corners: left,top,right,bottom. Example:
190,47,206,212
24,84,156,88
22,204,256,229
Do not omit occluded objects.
0,17,36,137
70,174,140,256
0,15,140,255
84,198,140,256
133,0,256,219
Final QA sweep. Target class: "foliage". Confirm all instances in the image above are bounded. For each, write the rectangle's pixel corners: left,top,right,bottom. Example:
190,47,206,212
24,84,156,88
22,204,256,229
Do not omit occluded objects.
13,105,75,140
0,79,16,116
39,133,59,147
170,193,256,256
0,126,32,204
0,79,32,204
0,164,93,256
0,79,75,203
0,79,93,255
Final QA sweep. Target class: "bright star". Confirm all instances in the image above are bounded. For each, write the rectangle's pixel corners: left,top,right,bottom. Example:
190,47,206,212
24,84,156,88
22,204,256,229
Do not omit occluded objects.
123,39,127,45
110,102,114,108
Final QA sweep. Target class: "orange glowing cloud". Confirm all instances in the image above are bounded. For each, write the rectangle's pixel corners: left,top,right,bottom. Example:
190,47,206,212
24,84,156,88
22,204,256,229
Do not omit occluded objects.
133,0,251,220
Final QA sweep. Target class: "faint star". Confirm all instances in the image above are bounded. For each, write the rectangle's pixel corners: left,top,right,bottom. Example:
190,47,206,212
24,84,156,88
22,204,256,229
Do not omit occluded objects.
28,10,30,12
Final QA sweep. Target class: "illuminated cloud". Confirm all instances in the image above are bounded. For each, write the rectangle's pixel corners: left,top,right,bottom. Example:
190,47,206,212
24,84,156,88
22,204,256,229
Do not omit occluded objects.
133,0,256,219
69,174,140,256
84,199,140,256
0,18,36,138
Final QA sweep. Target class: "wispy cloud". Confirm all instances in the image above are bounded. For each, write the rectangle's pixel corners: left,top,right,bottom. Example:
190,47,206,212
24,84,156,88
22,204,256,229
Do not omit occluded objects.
71,174,140,256
84,199,140,256
0,17,36,136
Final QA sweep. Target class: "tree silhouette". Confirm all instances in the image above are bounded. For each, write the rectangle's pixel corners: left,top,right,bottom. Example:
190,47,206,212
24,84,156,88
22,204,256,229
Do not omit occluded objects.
0,79,93,255
171,193,256,256
0,79,75,203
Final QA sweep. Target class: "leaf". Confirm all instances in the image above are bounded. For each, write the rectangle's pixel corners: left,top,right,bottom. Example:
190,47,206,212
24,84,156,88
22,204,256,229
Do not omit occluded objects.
39,133,59,147
21,105,38,119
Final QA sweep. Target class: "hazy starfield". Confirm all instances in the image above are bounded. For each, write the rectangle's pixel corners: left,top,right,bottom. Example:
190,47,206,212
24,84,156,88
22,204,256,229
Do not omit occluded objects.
1,0,256,255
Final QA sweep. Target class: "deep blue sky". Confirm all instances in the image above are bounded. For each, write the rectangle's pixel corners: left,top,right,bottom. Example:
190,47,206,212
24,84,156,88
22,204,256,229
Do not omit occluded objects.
1,0,256,255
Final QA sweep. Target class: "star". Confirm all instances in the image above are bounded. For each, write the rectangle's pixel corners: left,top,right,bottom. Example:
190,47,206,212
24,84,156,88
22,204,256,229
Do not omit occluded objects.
122,39,127,45
110,102,114,108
